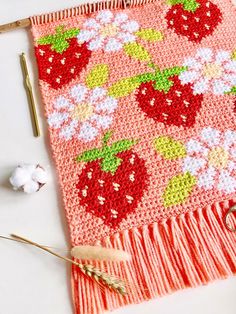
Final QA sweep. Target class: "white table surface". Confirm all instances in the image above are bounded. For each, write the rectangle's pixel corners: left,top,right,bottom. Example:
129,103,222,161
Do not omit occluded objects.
0,1,235,313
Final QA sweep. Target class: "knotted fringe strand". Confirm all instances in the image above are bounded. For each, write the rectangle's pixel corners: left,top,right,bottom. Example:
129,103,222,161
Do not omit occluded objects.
30,0,157,25
72,200,236,314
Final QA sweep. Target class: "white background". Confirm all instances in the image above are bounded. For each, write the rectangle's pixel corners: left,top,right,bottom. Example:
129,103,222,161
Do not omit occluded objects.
0,1,235,313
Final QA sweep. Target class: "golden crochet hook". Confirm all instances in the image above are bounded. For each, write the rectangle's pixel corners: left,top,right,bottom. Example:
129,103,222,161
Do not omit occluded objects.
20,52,40,137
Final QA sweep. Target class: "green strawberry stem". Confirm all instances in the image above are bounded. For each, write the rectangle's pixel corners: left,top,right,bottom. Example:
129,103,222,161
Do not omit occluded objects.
134,65,187,93
167,0,200,12
77,132,138,174
37,25,80,53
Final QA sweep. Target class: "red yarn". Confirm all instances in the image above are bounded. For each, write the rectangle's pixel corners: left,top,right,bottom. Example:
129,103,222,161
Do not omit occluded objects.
135,76,203,128
35,38,91,89
165,0,222,43
76,150,149,227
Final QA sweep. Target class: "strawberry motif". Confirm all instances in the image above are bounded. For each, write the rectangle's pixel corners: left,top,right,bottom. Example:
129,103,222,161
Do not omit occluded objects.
135,74,203,127
76,132,149,227
165,0,222,42
35,26,91,89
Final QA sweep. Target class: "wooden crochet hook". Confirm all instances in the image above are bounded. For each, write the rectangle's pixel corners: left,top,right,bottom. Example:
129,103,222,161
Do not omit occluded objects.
20,52,40,137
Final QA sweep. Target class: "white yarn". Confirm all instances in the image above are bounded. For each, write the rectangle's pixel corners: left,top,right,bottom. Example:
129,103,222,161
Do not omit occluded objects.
9,163,48,194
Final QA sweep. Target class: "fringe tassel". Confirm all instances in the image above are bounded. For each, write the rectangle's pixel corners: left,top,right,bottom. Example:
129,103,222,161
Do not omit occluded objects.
71,200,236,314
30,0,157,25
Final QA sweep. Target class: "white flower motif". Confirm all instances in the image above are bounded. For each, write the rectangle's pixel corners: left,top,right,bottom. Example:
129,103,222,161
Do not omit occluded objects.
183,127,236,194
179,48,236,95
48,84,118,142
77,10,139,52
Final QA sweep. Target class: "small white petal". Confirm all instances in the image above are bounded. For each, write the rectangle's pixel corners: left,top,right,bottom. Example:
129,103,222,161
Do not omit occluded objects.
182,156,206,175
96,97,118,113
218,170,236,194
212,79,231,95
89,87,107,102
91,114,113,129
78,122,98,142
227,161,236,172
223,130,236,150
186,139,205,154
215,50,231,64
116,32,136,43
114,13,128,24
9,167,32,188
224,60,236,72
201,127,221,147
222,73,236,86
84,18,100,30
179,70,199,84
198,166,216,190
54,96,70,109
121,21,139,33
193,78,209,94
88,37,104,50
104,38,123,52
96,10,113,24
231,148,236,159
183,57,202,70
70,85,88,102
48,112,69,128
59,120,78,140
23,180,40,194
32,167,48,184
196,48,213,62
77,29,97,43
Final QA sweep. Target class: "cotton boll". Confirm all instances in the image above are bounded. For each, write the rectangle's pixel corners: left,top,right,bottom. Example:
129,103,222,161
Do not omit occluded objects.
9,167,31,189
32,167,48,184
23,180,40,194
9,164,48,194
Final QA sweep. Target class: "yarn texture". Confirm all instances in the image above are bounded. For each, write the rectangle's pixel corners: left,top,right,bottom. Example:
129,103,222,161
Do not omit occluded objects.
31,0,236,313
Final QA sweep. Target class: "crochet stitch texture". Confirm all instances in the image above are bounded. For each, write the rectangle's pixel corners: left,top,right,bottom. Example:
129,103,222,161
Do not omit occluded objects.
31,0,236,313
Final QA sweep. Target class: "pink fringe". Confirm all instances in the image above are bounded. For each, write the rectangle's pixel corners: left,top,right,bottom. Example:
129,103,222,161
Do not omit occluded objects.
71,200,236,314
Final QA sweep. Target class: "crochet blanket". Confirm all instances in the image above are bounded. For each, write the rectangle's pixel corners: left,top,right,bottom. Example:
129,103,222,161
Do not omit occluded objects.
31,0,236,313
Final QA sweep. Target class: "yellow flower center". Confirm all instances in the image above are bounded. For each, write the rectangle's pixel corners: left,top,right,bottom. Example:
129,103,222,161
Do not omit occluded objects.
71,103,94,122
100,24,118,37
202,63,223,79
208,147,229,169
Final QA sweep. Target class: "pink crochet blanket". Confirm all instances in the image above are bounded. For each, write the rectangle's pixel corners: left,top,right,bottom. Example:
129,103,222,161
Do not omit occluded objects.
31,0,236,313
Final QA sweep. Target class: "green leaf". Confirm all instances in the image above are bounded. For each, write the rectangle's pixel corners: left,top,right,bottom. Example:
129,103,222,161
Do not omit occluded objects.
154,66,187,93
101,156,122,174
162,66,187,78
227,86,236,94
232,50,236,60
135,72,156,84
37,35,55,45
109,139,138,155
154,136,186,159
86,64,109,88
37,26,80,53
135,29,164,41
108,77,140,98
163,172,196,207
76,148,103,162
76,137,138,174
167,0,200,12
124,42,151,61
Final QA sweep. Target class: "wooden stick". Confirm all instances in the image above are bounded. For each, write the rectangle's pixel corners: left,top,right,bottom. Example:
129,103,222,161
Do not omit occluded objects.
0,18,31,33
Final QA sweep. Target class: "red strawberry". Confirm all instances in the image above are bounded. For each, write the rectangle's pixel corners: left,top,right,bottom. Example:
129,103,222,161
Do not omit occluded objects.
35,26,91,89
165,0,222,42
135,74,203,127
76,132,149,227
